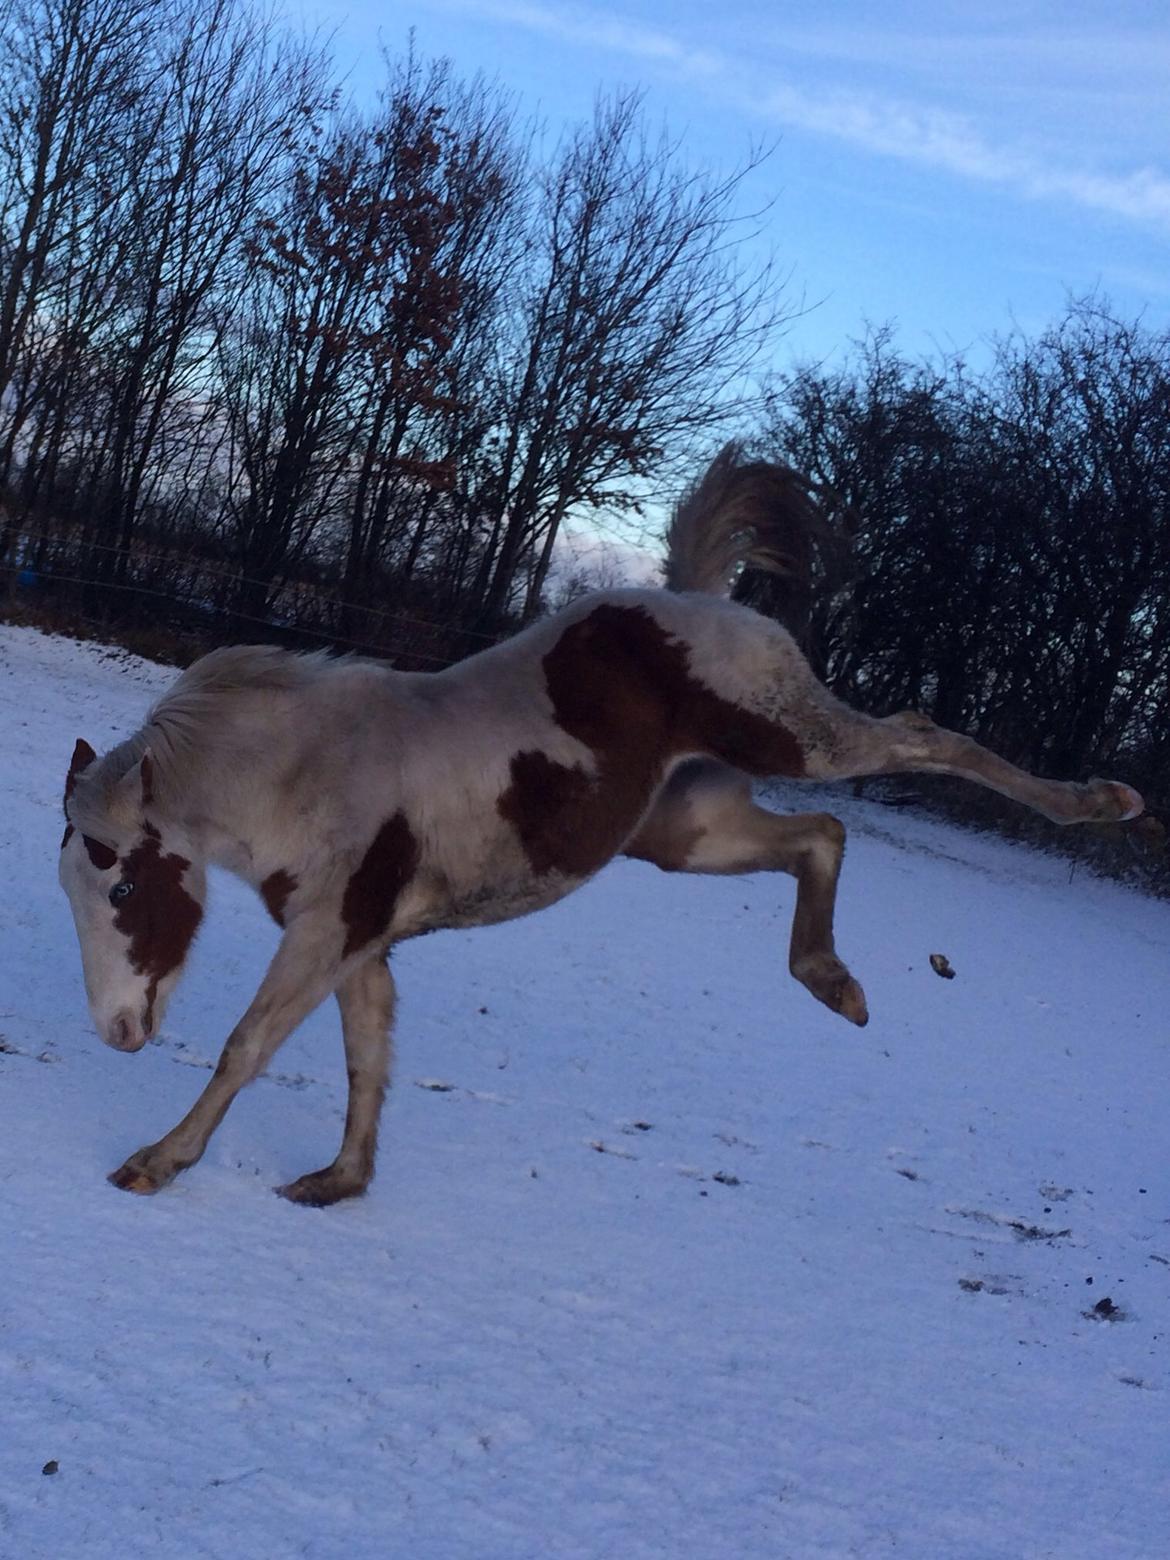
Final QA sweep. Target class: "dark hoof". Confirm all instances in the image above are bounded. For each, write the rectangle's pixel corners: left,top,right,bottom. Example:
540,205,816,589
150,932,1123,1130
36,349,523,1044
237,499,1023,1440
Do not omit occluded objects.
108,1154,172,1195
276,1167,369,1207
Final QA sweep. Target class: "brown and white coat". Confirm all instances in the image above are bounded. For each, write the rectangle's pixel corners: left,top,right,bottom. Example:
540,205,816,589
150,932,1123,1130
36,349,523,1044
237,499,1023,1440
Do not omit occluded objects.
58,450,1143,1205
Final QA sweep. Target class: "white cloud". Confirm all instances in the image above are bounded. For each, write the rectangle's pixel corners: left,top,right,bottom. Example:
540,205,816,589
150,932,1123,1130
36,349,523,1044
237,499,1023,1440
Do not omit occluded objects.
462,0,719,76
763,82,1170,230
449,0,1170,234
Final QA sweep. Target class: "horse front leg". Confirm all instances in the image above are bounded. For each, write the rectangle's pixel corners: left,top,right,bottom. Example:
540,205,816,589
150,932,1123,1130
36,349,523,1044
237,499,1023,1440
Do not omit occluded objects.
625,760,867,1025
108,917,345,1195
277,956,395,1207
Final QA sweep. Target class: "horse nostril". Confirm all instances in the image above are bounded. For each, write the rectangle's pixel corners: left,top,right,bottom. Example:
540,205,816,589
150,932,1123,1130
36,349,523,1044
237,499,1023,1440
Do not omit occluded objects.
107,1011,145,1052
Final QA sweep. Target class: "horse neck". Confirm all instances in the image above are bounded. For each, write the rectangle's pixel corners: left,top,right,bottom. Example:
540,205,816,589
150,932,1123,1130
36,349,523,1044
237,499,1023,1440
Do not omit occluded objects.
146,725,276,878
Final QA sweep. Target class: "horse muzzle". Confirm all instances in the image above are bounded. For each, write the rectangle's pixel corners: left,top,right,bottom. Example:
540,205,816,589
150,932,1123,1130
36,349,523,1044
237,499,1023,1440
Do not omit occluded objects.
104,1010,150,1053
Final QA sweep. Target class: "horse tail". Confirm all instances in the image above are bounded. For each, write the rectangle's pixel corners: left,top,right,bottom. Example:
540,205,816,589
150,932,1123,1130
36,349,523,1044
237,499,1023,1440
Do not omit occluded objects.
662,443,827,598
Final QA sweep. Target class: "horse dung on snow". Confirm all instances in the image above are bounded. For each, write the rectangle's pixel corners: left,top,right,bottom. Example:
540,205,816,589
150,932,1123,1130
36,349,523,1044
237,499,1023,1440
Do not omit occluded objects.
58,449,1143,1206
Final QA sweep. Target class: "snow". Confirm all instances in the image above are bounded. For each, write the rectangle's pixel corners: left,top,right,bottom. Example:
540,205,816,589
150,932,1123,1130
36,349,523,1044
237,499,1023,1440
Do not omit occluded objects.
2,621,1168,1560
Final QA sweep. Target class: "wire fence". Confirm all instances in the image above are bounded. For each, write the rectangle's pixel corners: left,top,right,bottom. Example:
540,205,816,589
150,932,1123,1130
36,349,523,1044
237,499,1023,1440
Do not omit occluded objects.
2,523,511,670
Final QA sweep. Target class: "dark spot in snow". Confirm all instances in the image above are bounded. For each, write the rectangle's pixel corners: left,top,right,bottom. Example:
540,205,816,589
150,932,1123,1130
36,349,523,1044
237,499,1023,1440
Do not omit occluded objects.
1085,1296,1124,1322
958,1278,1010,1295
1007,1220,1070,1242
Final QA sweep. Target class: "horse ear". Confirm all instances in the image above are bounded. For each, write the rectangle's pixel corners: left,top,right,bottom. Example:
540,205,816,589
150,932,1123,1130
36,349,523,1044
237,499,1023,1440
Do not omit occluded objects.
64,738,97,811
113,748,155,814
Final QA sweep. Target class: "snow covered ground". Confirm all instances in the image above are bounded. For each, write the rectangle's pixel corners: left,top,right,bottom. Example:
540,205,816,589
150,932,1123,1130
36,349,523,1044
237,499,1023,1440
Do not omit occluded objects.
2,621,1167,1560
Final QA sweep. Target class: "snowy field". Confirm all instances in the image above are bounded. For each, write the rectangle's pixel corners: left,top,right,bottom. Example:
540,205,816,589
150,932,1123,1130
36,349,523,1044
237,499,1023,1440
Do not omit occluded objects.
2,621,1167,1560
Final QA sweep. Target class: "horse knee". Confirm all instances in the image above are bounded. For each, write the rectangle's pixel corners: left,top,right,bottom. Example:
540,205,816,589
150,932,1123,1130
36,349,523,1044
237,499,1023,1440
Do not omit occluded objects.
889,709,935,733
212,1027,264,1085
817,813,846,851
800,812,845,868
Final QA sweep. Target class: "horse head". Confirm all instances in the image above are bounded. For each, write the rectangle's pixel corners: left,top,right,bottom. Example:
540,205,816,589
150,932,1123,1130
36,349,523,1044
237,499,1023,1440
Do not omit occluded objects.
59,738,205,1052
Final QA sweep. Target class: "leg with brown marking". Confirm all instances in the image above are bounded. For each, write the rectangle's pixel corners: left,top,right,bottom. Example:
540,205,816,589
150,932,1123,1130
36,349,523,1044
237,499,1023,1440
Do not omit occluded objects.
803,705,1144,825
625,761,867,1025
278,957,395,1207
108,916,345,1194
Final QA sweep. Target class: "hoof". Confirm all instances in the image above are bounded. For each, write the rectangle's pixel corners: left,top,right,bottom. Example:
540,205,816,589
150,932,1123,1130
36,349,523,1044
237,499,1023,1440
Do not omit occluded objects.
276,1167,369,1208
108,1157,170,1194
835,975,870,1028
794,958,869,1027
1086,780,1144,822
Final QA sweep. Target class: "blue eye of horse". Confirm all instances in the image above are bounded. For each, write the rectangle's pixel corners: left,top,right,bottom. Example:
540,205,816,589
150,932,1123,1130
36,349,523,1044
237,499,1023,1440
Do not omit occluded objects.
110,881,135,905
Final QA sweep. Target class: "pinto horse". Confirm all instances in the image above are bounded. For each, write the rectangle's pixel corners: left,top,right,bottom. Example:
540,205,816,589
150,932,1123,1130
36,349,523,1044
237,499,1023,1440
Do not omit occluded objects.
59,449,1143,1205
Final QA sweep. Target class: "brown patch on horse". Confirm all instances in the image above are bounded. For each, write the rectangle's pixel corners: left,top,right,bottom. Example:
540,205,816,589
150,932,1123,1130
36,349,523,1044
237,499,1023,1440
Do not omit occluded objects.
64,738,96,813
260,868,298,927
341,813,421,957
83,835,118,871
499,605,805,877
498,752,606,876
115,823,203,993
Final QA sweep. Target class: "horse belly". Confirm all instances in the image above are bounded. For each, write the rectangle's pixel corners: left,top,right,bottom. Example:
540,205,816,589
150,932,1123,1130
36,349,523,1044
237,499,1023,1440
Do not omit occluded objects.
397,863,586,937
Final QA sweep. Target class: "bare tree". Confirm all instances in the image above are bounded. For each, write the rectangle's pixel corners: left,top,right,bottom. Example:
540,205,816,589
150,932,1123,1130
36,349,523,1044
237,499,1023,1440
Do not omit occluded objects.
765,301,1170,795
0,0,163,501
469,92,787,625
85,0,325,577
215,51,527,625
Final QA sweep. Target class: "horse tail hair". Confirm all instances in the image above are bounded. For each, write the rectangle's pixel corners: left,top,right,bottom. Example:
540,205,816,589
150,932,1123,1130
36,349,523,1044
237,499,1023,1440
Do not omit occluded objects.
663,443,828,598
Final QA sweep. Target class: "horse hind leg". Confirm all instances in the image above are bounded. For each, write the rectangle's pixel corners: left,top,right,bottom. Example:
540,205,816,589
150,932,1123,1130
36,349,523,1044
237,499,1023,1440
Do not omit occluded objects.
278,957,395,1207
625,760,868,1026
804,705,1144,825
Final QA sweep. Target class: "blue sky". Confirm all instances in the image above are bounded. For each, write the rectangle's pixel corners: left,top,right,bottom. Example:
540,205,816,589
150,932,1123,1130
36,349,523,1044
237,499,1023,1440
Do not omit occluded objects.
283,0,1169,369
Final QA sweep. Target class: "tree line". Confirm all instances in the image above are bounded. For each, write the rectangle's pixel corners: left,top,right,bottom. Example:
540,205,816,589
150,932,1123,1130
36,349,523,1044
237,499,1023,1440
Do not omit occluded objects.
1,0,1165,859
761,300,1169,848
0,0,782,661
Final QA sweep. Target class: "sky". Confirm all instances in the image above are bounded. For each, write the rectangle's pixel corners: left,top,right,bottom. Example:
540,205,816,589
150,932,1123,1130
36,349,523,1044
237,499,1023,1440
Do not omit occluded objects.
280,0,1170,371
